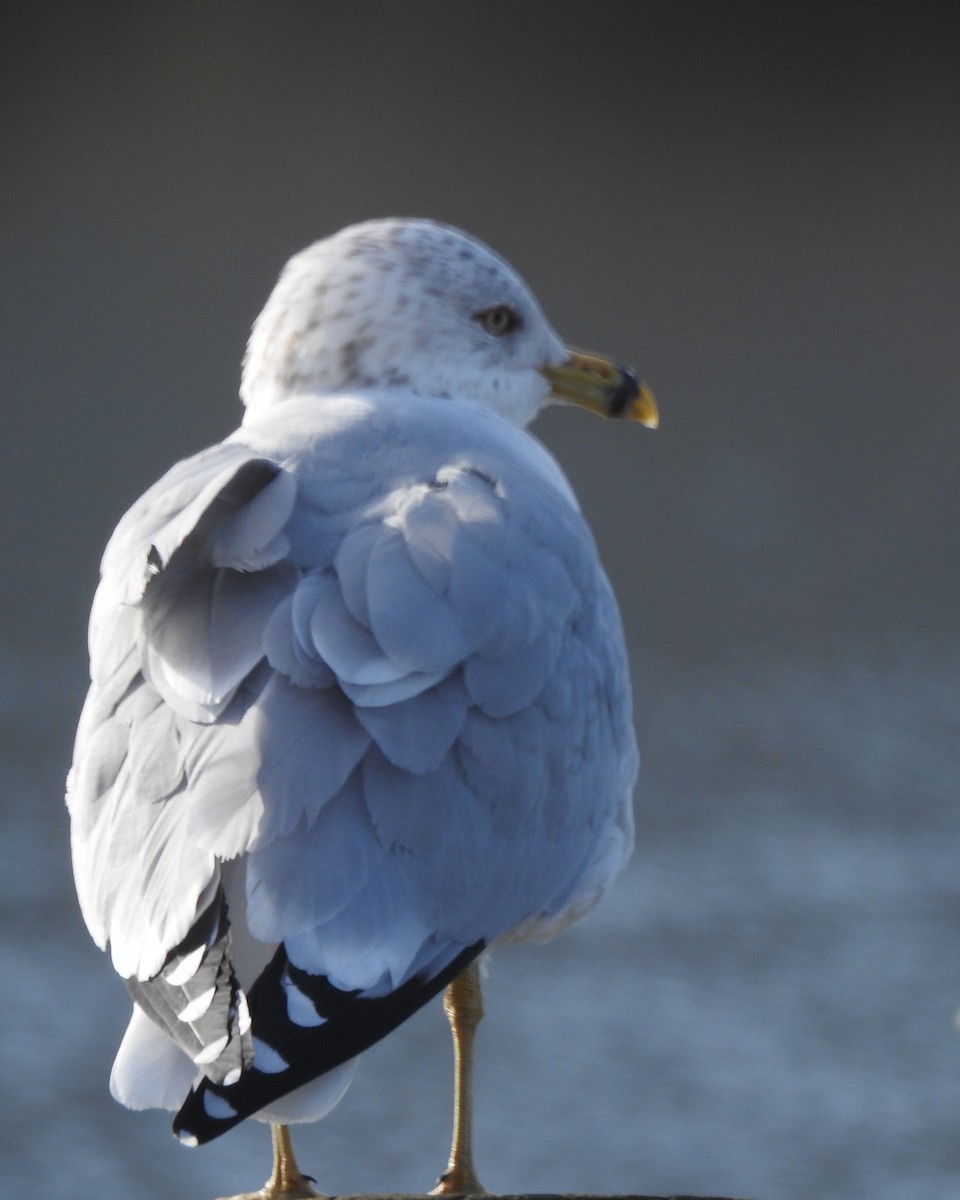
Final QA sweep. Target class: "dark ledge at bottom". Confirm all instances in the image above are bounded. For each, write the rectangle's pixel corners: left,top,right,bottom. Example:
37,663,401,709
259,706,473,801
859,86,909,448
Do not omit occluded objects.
325,1193,750,1200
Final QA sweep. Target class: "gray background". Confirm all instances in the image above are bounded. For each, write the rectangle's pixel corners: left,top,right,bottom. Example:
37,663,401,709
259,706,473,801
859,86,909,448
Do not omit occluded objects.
2,5,958,1199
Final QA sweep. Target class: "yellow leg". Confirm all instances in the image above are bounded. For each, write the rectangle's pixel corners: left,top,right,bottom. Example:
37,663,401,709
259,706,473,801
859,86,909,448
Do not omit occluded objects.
216,1123,321,1200
431,961,487,1195
263,1124,322,1198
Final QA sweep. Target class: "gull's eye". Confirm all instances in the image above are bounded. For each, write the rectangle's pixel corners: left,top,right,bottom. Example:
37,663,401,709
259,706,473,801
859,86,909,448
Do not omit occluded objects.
474,305,522,337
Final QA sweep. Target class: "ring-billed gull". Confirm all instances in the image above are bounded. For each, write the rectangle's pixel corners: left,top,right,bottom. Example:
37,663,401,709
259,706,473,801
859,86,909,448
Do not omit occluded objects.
67,218,657,1198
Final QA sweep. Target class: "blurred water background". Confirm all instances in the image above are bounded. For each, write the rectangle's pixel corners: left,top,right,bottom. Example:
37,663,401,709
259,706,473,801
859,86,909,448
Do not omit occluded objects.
2,6,958,1199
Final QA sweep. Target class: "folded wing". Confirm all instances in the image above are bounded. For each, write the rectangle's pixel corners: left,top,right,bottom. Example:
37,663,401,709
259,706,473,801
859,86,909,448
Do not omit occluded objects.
68,398,638,1144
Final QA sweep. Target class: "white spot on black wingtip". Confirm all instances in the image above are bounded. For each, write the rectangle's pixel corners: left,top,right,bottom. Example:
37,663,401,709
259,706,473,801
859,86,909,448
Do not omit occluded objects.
252,1037,290,1074
177,1131,199,1148
164,943,205,986
177,985,216,1023
237,991,252,1035
222,1066,242,1086
202,1091,238,1120
192,1033,229,1065
281,967,327,1027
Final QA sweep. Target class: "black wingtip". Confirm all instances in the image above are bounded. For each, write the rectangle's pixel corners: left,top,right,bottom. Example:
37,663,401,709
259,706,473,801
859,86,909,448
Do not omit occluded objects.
173,939,485,1145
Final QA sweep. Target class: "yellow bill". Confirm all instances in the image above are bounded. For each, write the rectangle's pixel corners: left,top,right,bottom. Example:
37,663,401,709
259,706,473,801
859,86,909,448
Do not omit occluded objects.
541,349,658,427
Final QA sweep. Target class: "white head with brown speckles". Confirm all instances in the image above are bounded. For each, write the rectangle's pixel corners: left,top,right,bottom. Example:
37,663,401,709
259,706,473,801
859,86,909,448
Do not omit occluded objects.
240,218,568,427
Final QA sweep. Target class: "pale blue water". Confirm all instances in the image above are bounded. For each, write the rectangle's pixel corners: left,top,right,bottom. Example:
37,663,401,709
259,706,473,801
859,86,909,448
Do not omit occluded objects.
3,638,958,1200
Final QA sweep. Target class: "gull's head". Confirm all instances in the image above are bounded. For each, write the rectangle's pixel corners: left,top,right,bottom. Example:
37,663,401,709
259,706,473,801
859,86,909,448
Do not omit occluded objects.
241,218,657,430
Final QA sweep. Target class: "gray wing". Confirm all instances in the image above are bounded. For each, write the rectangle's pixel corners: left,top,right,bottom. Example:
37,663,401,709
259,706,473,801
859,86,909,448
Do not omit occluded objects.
69,443,301,1085
68,396,638,1141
